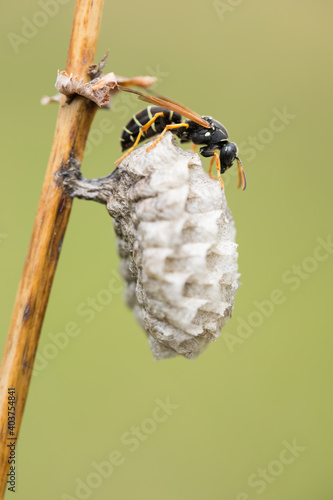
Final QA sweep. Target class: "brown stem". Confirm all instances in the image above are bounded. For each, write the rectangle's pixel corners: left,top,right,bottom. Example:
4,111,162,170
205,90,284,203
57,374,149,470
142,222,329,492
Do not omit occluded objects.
0,0,104,496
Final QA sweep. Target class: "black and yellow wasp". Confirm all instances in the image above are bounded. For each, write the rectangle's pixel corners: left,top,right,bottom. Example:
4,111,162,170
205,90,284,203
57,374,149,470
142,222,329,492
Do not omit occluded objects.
115,87,246,190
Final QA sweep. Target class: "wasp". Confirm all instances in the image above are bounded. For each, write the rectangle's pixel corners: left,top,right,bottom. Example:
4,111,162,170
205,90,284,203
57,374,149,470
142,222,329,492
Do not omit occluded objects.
115,87,246,190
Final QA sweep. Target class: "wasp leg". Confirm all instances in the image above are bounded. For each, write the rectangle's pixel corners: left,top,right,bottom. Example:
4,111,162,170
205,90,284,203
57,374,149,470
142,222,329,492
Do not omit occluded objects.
146,123,189,152
213,151,224,190
115,111,165,165
209,156,217,180
192,144,198,153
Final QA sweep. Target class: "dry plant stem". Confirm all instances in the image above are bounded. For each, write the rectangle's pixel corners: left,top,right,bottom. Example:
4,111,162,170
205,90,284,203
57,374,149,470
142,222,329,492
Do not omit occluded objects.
0,0,104,496
88,49,110,78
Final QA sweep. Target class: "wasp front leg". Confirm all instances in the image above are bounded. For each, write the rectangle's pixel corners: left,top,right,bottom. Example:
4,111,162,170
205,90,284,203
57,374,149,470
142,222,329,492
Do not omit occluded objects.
209,156,217,180
213,151,224,190
201,147,222,187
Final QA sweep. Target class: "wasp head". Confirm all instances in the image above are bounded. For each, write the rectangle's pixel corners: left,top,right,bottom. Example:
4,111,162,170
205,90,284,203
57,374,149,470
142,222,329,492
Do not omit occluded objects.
219,142,238,173
219,142,247,190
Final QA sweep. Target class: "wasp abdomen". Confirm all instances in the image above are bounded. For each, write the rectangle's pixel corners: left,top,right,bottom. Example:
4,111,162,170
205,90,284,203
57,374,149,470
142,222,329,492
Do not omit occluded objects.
120,106,182,152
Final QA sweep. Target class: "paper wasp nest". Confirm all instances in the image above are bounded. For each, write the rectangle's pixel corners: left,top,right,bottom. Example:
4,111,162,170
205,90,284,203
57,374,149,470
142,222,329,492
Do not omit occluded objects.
64,133,239,359
105,133,239,360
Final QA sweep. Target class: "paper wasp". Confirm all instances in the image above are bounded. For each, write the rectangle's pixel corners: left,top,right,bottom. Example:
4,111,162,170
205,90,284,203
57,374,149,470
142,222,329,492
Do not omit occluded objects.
115,87,246,190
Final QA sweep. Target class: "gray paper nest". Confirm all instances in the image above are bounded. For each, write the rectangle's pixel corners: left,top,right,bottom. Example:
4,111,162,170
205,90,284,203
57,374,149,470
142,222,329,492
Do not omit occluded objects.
65,133,240,360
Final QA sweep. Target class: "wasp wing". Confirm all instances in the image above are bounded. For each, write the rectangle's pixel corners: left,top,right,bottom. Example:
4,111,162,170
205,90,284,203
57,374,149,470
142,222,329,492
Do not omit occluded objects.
117,86,210,128
115,75,157,88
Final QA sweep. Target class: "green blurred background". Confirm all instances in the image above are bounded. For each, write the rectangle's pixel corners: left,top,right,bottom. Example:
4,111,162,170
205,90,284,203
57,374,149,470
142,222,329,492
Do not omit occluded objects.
1,0,333,498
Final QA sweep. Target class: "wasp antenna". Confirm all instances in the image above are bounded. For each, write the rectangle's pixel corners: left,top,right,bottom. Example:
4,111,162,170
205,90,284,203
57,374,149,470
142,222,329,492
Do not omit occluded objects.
236,157,247,191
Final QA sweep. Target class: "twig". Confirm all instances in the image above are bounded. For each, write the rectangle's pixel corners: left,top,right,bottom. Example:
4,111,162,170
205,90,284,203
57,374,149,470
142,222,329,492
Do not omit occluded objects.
88,49,110,78
0,0,104,496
